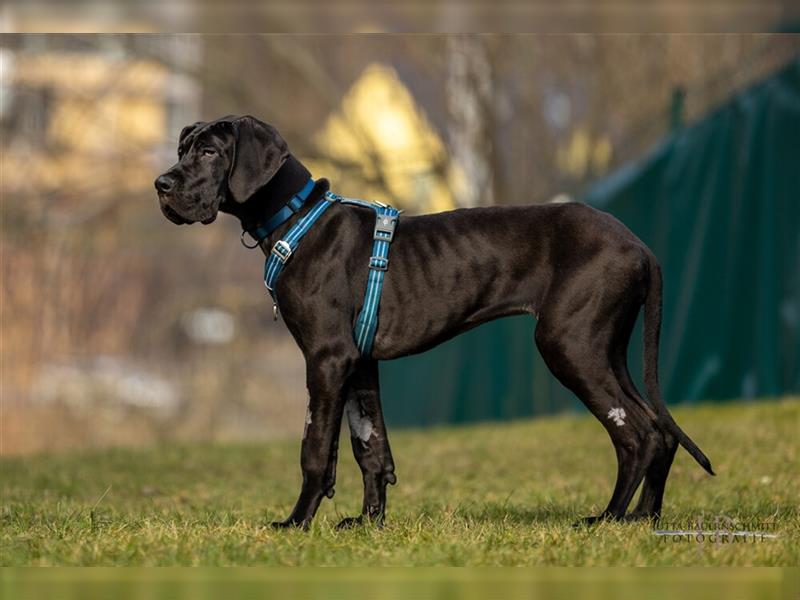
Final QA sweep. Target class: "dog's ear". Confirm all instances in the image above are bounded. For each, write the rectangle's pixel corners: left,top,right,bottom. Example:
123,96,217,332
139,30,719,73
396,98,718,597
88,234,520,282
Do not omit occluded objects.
227,116,289,203
178,121,206,157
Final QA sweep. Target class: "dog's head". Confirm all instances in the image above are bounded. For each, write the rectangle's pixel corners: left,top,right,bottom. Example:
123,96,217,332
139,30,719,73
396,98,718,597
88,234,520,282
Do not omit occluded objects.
154,115,289,225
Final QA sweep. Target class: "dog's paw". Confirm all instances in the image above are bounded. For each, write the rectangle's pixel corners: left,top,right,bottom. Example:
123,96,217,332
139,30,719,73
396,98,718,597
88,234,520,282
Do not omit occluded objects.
572,512,616,528
336,512,385,530
621,511,659,524
336,516,364,529
270,517,308,530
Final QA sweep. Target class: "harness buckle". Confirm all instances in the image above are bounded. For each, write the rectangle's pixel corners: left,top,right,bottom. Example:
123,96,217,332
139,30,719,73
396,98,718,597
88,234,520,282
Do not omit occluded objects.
369,256,389,271
374,215,397,242
271,240,293,263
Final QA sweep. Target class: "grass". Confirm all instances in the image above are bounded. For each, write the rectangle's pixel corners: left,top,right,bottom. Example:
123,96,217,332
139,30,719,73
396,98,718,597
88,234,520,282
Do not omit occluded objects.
1,398,798,566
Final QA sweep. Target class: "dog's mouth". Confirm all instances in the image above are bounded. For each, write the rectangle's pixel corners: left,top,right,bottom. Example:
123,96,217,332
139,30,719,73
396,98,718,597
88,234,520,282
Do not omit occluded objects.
160,202,191,225
159,194,219,226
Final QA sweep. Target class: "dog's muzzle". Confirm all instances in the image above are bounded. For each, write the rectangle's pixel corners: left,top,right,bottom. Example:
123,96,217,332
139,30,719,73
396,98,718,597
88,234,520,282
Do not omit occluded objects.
160,201,191,225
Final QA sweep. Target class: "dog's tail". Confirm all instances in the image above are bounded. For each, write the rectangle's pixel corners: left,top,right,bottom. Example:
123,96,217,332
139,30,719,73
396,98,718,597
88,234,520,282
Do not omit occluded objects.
643,254,715,476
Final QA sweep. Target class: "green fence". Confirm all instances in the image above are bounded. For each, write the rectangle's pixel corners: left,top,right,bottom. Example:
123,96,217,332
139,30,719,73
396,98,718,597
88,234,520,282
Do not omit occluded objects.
381,57,800,428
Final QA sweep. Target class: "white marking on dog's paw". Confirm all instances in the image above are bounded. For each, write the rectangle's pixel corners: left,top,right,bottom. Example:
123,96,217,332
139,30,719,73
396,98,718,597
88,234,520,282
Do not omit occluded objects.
607,407,627,426
345,399,374,442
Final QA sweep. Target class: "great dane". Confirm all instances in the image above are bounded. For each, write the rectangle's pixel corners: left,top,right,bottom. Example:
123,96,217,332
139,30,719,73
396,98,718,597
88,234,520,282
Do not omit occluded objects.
155,115,713,529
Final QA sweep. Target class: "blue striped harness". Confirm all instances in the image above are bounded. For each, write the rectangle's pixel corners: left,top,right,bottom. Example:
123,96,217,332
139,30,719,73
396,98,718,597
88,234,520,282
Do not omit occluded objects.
258,179,400,357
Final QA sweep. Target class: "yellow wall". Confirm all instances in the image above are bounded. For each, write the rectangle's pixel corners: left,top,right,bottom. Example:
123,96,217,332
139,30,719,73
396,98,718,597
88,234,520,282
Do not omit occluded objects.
6,53,168,196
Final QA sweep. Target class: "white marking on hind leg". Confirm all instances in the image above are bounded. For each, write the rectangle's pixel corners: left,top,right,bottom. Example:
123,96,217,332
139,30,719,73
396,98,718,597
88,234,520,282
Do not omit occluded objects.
345,398,374,442
607,407,627,426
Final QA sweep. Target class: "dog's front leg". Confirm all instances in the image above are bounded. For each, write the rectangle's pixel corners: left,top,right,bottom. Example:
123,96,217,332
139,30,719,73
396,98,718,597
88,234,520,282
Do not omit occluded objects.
337,360,396,529
272,352,355,529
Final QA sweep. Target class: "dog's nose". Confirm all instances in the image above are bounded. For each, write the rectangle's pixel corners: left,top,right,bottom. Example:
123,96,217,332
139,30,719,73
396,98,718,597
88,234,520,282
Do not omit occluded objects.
155,174,175,194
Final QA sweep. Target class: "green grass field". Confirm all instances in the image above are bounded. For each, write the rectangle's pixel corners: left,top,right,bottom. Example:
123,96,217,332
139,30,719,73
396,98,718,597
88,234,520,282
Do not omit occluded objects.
2,398,798,566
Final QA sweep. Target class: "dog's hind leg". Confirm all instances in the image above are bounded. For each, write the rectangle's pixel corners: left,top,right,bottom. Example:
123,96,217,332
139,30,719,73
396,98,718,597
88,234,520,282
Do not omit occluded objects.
623,394,678,523
534,279,658,523
337,360,397,528
625,433,677,521
609,298,678,522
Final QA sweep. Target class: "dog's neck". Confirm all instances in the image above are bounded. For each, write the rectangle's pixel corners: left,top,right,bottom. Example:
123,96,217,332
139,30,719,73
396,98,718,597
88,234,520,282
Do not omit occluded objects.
220,153,314,232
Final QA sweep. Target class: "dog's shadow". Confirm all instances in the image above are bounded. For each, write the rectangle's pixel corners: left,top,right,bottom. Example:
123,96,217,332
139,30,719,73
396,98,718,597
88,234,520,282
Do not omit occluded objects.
454,501,586,526
458,503,798,530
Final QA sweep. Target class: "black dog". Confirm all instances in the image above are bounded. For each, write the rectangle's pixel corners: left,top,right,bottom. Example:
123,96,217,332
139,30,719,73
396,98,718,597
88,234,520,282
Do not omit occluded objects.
155,115,713,529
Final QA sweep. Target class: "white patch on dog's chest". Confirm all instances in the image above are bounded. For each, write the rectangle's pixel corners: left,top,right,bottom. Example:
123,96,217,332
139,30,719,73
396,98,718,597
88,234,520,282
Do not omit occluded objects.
607,407,627,426
345,399,374,442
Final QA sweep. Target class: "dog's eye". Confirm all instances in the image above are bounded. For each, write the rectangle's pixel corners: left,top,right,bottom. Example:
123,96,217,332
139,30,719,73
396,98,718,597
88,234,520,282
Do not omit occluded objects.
202,147,217,157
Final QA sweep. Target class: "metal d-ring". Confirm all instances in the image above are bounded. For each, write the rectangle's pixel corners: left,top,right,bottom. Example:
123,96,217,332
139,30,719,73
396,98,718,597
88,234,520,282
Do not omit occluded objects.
240,230,262,249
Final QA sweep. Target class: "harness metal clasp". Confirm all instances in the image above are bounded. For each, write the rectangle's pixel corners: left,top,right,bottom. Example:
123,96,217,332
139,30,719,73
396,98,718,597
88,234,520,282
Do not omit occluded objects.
373,215,397,242
271,240,293,263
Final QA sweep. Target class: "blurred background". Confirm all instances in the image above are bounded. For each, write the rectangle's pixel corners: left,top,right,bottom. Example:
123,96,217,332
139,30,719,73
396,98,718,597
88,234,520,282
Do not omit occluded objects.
1,33,799,454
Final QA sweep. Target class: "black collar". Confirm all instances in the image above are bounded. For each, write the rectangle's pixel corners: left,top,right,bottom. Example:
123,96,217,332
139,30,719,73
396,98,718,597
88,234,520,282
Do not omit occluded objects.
240,178,317,248
226,154,318,247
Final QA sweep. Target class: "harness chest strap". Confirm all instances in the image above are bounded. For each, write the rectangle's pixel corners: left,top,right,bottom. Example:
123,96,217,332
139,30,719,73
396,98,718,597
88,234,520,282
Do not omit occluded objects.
262,194,334,306
353,204,399,356
261,187,400,358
